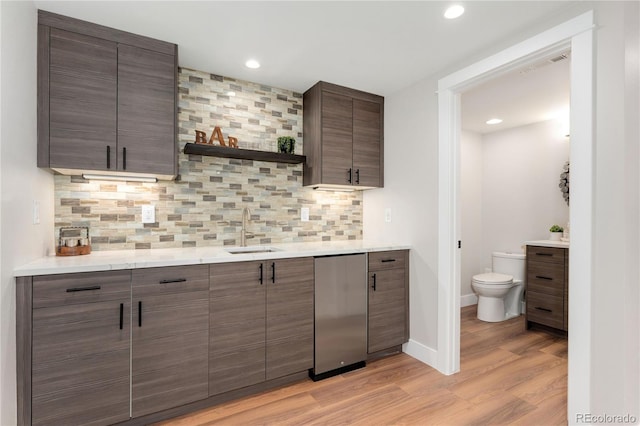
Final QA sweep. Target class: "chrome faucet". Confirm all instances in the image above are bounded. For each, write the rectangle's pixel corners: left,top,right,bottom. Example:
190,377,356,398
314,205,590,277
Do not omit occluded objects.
240,207,252,247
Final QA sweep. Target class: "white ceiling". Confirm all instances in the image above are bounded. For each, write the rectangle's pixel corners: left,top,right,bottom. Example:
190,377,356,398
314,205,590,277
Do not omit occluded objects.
462,51,570,134
34,1,578,97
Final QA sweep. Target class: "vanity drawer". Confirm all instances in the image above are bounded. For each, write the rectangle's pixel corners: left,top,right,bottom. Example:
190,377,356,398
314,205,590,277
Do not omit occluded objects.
526,245,566,265
526,291,564,330
369,250,407,272
527,261,565,296
132,264,209,296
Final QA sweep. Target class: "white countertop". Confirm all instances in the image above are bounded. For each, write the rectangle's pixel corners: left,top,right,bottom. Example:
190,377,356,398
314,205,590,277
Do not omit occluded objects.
14,240,411,277
525,240,570,249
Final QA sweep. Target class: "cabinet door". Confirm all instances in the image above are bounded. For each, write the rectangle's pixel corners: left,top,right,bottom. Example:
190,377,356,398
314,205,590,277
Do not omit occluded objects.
48,28,117,171
131,265,209,417
368,268,407,353
209,261,266,395
266,258,314,380
31,271,130,426
353,99,382,187
321,91,353,185
118,44,176,176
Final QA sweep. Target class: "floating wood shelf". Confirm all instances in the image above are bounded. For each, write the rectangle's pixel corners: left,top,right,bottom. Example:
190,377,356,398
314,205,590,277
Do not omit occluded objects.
183,143,306,165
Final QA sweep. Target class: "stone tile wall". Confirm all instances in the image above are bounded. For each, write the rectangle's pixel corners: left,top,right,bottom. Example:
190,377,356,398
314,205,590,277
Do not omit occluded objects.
53,68,363,250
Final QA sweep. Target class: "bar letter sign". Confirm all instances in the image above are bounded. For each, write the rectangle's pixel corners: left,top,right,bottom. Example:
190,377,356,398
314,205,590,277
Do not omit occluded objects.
195,127,238,148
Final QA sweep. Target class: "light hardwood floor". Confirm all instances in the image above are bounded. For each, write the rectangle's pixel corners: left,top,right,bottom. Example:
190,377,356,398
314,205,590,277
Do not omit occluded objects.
158,305,567,425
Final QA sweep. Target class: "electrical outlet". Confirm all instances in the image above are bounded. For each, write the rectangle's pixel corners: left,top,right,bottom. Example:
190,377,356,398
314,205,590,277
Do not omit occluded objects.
301,207,310,222
33,200,40,225
141,205,155,224
384,208,392,223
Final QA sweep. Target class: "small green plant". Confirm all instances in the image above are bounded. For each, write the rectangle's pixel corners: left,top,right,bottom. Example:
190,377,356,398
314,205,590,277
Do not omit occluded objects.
277,136,296,154
549,224,564,233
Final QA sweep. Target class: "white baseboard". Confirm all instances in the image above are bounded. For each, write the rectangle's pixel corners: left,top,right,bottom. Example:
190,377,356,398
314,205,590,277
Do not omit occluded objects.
460,293,478,307
402,339,438,369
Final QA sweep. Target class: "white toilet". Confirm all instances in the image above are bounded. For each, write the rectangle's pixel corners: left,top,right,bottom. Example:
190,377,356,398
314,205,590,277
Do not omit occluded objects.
472,252,526,322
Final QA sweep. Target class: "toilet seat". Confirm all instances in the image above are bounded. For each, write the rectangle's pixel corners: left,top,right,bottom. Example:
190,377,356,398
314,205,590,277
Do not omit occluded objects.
472,272,513,285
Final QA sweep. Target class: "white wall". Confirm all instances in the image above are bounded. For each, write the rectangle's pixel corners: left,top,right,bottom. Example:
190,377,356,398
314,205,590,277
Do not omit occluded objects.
0,1,55,423
364,0,639,420
481,120,570,262
460,130,483,303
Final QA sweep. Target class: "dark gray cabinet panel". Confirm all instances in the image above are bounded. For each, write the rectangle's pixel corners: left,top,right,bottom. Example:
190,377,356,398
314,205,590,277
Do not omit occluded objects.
131,265,209,417
118,45,176,176
209,258,314,395
209,261,266,395
31,271,131,426
525,245,569,333
266,257,314,380
303,81,384,189
367,250,409,353
353,99,382,188
48,28,117,171
38,11,177,178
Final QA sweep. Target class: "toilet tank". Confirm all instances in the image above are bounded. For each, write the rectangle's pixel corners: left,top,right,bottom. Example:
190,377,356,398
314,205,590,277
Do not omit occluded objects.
492,252,526,281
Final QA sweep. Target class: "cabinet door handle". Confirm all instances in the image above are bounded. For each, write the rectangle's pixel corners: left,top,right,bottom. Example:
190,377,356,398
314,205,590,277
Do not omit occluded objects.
138,301,142,327
372,273,377,291
347,168,352,184
159,278,187,284
122,147,127,170
271,262,276,283
535,253,553,257
259,263,264,285
381,259,396,263
66,285,101,293
535,306,552,313
106,146,111,169
535,275,553,281
355,169,360,184
119,303,124,330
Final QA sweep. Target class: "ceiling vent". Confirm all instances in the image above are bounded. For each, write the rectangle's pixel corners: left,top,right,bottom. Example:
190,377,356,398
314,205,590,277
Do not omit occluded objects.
549,53,569,63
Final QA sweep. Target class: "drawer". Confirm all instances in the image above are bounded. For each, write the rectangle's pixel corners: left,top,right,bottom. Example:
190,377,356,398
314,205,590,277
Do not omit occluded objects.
369,250,407,272
527,261,565,297
33,270,131,309
132,264,209,297
526,245,566,265
526,291,564,330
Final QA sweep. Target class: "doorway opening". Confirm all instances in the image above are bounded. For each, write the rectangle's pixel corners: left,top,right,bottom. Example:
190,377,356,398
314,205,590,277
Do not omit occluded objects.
436,11,595,420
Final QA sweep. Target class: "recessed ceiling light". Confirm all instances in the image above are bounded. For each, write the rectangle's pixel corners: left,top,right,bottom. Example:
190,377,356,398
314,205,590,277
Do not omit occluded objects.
444,5,465,19
245,59,260,69
486,118,503,125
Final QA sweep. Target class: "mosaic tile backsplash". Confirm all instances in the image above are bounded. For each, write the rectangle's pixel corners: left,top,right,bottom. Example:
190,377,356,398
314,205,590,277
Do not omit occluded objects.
54,69,363,250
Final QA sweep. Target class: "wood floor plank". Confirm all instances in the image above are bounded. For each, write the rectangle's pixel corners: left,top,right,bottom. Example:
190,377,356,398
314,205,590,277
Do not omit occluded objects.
157,305,568,426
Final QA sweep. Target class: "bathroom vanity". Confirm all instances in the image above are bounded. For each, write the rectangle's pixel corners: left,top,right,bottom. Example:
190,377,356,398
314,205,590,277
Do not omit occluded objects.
525,241,569,335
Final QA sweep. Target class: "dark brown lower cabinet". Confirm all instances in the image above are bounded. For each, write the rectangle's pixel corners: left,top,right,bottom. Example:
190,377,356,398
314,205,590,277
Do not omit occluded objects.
367,250,409,354
209,257,313,396
30,271,131,426
131,265,209,417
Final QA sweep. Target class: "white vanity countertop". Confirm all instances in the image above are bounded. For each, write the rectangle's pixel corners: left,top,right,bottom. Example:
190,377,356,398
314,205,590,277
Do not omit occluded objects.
525,240,570,249
14,240,411,277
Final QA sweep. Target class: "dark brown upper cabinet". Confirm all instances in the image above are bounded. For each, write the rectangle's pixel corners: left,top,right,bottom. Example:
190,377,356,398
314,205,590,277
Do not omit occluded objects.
303,81,384,189
37,11,178,180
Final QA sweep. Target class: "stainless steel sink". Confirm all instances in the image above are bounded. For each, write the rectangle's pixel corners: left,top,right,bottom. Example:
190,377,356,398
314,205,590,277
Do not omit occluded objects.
224,246,281,255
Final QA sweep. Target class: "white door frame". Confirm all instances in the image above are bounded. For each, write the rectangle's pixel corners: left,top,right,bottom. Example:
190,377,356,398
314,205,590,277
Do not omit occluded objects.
437,10,595,419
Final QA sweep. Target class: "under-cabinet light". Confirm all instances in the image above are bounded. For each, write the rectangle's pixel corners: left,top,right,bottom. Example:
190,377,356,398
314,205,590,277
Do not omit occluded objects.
312,186,356,193
82,174,157,183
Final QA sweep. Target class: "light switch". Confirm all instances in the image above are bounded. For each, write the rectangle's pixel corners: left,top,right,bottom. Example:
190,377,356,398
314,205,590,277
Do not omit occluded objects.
141,205,155,224
301,207,310,222
384,208,392,223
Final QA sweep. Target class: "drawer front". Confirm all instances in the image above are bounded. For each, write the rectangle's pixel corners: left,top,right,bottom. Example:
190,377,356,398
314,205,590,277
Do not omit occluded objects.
527,261,565,297
132,264,209,297
526,245,566,265
369,250,407,272
527,291,564,330
33,270,131,309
